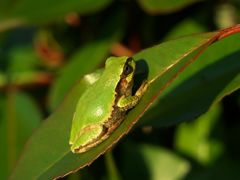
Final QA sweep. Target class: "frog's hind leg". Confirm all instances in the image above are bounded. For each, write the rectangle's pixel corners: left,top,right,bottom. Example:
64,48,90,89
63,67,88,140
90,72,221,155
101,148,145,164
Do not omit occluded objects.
71,124,108,153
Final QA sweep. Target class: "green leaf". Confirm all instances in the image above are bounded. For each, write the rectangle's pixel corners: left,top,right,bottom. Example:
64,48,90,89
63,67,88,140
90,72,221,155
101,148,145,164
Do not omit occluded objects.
7,46,40,73
120,142,190,180
0,0,15,18
8,0,113,23
139,32,240,127
6,46,48,86
186,157,240,180
0,92,42,179
10,26,240,179
10,30,217,179
105,152,121,180
175,104,224,165
164,19,206,40
138,0,202,14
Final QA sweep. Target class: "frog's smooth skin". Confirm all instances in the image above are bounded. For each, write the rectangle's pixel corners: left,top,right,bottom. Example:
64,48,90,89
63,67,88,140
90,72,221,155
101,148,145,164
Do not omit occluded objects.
69,56,148,153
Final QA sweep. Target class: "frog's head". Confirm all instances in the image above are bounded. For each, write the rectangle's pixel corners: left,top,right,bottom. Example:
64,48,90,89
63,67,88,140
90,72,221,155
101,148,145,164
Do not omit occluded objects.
105,56,135,82
105,56,135,93
105,56,135,95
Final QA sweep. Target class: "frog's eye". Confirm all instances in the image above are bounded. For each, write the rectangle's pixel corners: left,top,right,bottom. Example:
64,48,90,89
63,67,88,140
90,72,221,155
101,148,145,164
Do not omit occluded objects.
123,64,133,76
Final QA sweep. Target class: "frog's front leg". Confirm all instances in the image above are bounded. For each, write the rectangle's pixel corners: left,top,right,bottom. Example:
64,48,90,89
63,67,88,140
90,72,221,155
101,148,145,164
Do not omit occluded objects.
117,81,148,110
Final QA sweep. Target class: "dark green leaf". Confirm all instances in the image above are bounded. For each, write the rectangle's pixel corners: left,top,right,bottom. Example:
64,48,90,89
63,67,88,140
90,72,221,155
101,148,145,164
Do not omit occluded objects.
0,92,42,179
120,142,190,180
10,0,113,23
105,152,121,180
175,104,224,165
138,0,201,14
10,31,218,179
140,33,240,127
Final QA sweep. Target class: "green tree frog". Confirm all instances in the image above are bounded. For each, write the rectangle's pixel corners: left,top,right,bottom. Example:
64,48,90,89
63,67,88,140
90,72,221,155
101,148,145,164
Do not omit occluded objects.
69,56,148,153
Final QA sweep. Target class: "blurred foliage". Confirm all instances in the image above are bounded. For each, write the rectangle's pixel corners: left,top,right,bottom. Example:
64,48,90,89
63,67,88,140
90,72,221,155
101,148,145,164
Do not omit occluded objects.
0,0,240,180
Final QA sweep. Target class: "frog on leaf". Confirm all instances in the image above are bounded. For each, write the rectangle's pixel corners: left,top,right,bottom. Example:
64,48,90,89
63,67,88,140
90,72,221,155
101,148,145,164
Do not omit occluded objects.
69,56,148,153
